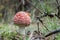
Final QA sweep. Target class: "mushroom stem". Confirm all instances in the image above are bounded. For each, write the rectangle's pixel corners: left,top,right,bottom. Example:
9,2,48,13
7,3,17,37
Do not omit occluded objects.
18,27,26,40
18,27,25,35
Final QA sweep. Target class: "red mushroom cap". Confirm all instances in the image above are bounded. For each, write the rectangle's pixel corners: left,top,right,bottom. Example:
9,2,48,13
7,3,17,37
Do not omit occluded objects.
13,11,31,27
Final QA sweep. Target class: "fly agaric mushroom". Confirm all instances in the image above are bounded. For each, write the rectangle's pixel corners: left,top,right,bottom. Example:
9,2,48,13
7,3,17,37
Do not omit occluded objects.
13,11,31,35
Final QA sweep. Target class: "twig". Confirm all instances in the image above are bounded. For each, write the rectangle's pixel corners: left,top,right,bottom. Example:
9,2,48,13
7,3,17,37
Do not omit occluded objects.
42,24,49,31
45,29,60,37
36,16,49,31
37,21,40,33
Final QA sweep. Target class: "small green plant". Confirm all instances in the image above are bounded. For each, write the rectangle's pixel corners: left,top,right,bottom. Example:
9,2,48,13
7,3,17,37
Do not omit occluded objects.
0,24,23,40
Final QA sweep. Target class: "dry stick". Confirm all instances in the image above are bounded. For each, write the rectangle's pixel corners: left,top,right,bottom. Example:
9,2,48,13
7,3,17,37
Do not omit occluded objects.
37,20,40,33
36,17,41,34
40,15,50,31
45,29,60,37
42,21,50,31
36,16,45,35
26,0,43,14
41,23,50,31
36,16,49,32
38,16,50,31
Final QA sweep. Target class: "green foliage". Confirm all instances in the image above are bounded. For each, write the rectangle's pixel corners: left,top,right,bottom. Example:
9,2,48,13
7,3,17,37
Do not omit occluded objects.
0,24,20,40
26,36,29,40
40,2,54,13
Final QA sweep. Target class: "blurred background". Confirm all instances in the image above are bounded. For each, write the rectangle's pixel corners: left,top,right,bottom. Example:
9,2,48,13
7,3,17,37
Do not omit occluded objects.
0,0,60,40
